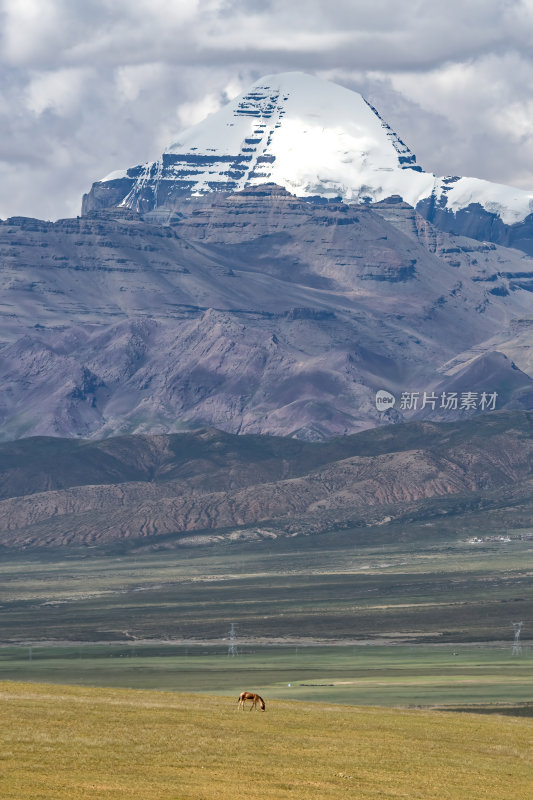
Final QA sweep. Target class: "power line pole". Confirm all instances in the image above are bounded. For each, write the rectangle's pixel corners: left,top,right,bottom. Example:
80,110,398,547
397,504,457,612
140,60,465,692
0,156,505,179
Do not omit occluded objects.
511,621,523,656
228,623,238,657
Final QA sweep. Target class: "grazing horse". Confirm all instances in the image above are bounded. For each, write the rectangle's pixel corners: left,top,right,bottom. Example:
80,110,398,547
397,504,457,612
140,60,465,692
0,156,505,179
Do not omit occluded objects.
237,691,266,711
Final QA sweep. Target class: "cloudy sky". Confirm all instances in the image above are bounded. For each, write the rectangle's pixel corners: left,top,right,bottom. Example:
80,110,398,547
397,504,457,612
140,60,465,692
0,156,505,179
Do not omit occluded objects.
2,0,533,220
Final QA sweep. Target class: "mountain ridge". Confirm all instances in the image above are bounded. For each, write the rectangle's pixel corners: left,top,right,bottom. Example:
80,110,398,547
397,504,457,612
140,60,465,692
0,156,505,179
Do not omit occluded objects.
1,186,532,441
0,411,531,549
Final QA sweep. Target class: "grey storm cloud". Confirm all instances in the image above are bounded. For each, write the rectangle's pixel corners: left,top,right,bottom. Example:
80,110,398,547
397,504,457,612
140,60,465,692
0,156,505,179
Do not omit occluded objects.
1,0,533,219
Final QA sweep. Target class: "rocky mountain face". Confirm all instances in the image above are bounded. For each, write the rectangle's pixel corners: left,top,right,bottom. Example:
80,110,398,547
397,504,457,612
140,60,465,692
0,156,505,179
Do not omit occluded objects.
1,185,532,441
0,412,531,549
83,72,533,255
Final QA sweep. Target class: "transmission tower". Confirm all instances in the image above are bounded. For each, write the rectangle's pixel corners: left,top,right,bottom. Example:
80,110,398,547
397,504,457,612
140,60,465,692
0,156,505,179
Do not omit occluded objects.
511,621,523,656
228,622,238,657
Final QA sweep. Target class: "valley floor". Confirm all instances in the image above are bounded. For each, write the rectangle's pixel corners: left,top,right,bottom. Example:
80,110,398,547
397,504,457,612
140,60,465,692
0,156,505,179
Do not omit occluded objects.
1,528,531,710
1,526,531,645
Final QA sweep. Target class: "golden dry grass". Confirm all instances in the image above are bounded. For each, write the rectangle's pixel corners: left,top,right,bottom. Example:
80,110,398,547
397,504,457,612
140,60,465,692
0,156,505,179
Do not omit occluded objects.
1,681,531,800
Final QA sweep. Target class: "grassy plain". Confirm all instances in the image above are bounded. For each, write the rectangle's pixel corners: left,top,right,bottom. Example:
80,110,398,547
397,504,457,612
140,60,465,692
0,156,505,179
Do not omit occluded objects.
1,681,532,800
1,643,532,708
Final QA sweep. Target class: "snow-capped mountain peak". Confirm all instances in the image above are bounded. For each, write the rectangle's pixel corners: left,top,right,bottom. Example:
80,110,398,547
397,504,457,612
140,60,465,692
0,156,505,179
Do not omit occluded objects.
98,72,434,209
85,72,533,242
162,73,433,202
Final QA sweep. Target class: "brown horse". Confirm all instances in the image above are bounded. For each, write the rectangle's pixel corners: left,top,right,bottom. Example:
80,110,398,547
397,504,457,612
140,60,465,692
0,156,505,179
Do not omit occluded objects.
237,691,266,711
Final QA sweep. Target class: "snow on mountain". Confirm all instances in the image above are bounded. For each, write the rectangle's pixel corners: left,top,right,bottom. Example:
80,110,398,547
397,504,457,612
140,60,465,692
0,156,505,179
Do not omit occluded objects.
432,175,533,226
86,72,533,231
107,73,434,207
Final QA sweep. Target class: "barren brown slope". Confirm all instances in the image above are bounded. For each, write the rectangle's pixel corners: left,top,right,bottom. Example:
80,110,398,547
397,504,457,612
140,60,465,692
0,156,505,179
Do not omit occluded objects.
2,189,533,442
0,411,532,549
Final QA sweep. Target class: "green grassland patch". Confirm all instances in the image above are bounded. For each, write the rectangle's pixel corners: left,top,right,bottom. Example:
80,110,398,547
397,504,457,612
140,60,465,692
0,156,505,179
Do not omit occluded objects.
1,681,531,800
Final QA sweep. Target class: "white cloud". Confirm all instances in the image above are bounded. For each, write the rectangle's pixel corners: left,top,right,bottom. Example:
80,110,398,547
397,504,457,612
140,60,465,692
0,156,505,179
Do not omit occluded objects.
177,93,223,129
115,63,168,104
25,67,90,115
1,0,65,65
